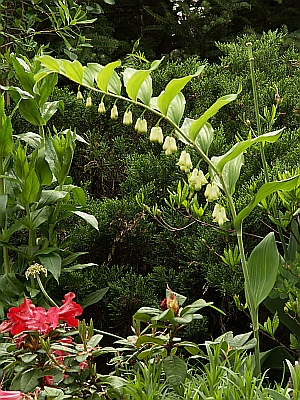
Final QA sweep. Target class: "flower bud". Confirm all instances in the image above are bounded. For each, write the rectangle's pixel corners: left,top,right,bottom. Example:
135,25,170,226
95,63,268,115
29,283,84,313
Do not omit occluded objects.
98,101,106,114
212,203,229,226
177,150,193,173
189,168,208,190
123,110,133,125
204,182,221,201
86,96,92,107
77,91,83,100
110,104,118,120
149,126,163,144
162,136,177,156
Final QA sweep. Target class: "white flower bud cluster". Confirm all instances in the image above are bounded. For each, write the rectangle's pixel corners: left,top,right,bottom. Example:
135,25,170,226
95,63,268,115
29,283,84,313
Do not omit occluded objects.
123,110,133,125
212,203,229,226
177,150,193,173
135,118,148,133
162,136,177,156
110,104,118,120
188,168,208,191
149,126,164,144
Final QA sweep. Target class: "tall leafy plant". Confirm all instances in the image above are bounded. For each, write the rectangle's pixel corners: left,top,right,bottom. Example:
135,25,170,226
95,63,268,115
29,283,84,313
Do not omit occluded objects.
0,54,98,316
36,52,299,374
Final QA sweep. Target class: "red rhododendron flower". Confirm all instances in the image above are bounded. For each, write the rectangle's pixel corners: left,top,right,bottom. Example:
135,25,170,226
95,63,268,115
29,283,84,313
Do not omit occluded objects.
56,292,83,327
2,293,82,335
7,298,59,335
0,389,23,399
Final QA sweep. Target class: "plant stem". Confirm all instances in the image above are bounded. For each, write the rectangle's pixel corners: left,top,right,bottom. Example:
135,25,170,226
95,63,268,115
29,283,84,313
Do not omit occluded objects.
0,157,10,275
247,42,288,259
36,274,58,307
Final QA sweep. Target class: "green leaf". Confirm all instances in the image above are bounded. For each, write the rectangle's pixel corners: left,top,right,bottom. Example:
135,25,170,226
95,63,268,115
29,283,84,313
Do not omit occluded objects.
20,169,40,205
136,335,167,348
211,153,244,195
81,287,109,308
133,307,161,321
62,60,84,84
0,273,24,297
38,55,61,73
87,334,103,347
167,92,186,125
40,100,62,122
163,355,187,387
11,56,35,94
181,298,214,316
125,58,163,103
18,99,46,126
158,66,204,116
246,233,280,311
30,207,52,229
71,186,87,207
14,132,41,148
97,60,121,93
151,308,174,321
72,210,99,230
216,129,284,173
194,122,214,155
36,190,68,209
264,389,289,399
177,341,199,355
189,88,241,141
234,175,300,228
20,368,41,393
0,112,13,157
39,253,62,283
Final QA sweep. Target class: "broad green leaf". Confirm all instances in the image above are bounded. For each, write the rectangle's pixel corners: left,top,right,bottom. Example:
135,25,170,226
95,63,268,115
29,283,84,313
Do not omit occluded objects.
13,132,41,148
177,341,199,355
72,210,99,231
18,99,46,126
20,169,40,205
62,59,84,84
87,334,103,347
0,85,34,101
211,153,244,195
125,58,163,103
216,129,284,173
195,122,214,155
189,88,241,141
40,100,62,122
38,55,61,73
81,287,109,308
234,175,300,228
34,72,58,106
158,65,205,116
36,190,68,209
97,60,121,93
163,355,187,387
30,207,52,230
63,263,97,271
178,117,194,144
71,186,87,207
82,65,95,87
11,56,35,94
0,116,13,157
39,253,62,283
246,232,280,311
133,307,161,321
136,335,167,348
170,314,194,324
181,299,214,316
20,368,41,393
167,92,186,125
61,251,88,266
151,308,175,321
